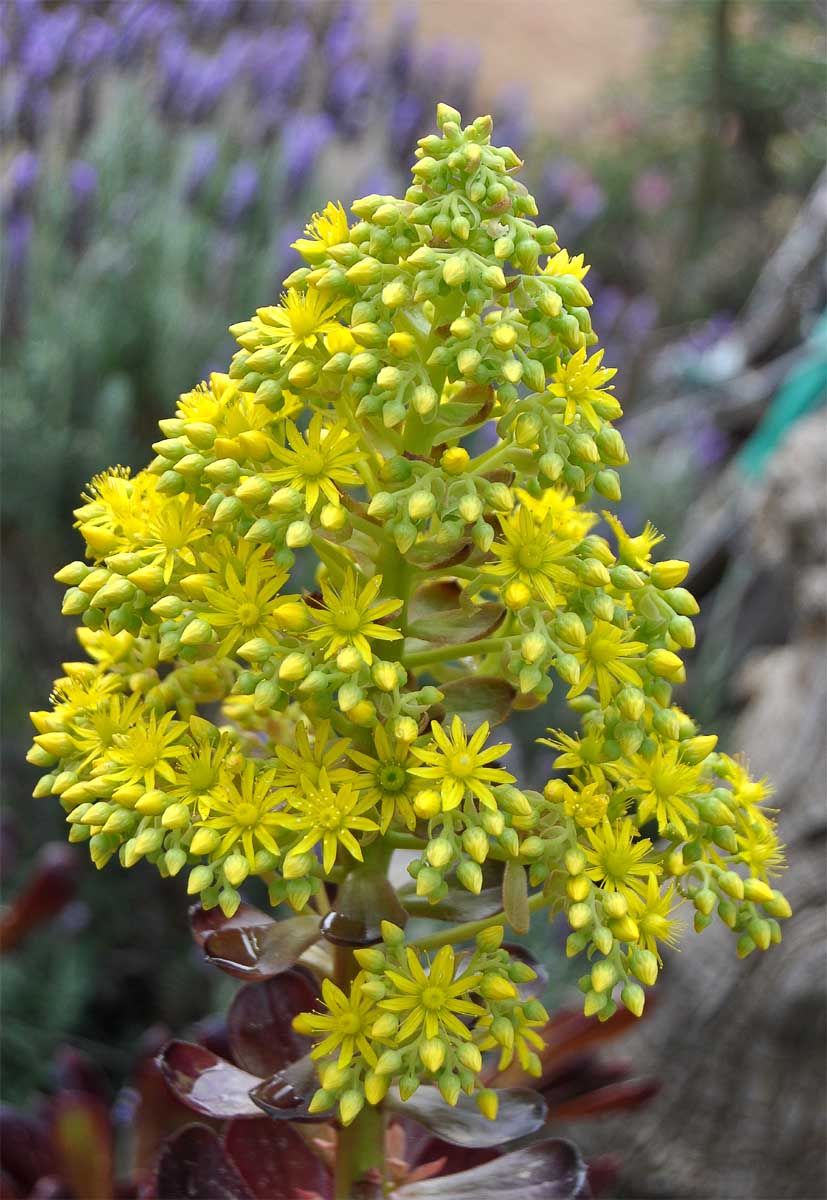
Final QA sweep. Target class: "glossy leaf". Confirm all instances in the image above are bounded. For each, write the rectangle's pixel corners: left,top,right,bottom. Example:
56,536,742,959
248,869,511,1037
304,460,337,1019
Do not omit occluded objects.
250,1054,333,1124
158,1042,261,1119
385,1087,547,1148
189,902,274,949
132,1039,214,1173
431,384,495,444
406,581,505,647
227,971,316,1079
398,881,504,923
406,540,473,571
204,914,321,981
321,869,407,946
224,1117,331,1199
437,677,516,731
393,1136,586,1199
51,1092,113,1200
154,1124,253,1200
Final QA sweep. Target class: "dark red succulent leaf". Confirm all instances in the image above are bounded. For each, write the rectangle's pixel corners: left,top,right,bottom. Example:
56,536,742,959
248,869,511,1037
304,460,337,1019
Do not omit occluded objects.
321,869,408,946
435,676,516,732
549,1079,661,1121
393,1135,587,1199
0,844,79,953
131,1035,218,1176
406,1139,495,1181
223,1117,332,1200
385,1086,547,1148
540,1055,632,1102
583,1154,620,1199
543,1004,647,1060
0,1108,54,1195
405,580,505,647
189,902,274,949
157,1042,261,1120
204,914,322,980
490,1003,655,1091
187,1014,234,1061
51,1091,114,1200
249,1055,332,1124
227,970,316,1079
153,1124,253,1200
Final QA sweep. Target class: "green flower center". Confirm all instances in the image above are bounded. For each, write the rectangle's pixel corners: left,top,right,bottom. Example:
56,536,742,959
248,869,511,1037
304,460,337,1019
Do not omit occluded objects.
319,805,342,830
233,802,260,827
421,986,446,1010
378,763,407,792
128,736,161,767
338,1011,361,1034
189,762,217,791
301,449,326,476
334,606,362,632
602,849,634,880
236,602,261,627
517,544,544,569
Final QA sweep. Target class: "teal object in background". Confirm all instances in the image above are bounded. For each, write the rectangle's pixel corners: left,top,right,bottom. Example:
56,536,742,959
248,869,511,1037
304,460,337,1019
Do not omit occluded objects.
738,314,827,478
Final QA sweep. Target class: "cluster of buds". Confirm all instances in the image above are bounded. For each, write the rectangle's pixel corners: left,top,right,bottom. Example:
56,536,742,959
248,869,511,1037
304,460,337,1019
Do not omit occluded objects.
28,105,791,1125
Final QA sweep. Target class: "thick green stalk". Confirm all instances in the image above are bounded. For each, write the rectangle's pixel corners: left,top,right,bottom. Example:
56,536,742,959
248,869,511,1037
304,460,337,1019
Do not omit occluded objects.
333,937,384,1199
403,633,522,670
410,890,551,951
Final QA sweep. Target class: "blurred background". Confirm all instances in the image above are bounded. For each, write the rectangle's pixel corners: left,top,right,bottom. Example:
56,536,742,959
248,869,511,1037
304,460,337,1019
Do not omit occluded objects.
1,1,825,1197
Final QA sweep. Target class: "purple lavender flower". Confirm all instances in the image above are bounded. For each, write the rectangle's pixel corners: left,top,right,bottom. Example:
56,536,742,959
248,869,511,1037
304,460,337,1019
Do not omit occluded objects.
113,0,178,66
69,159,98,205
280,113,334,196
384,11,416,90
2,150,39,217
2,210,33,333
624,294,658,341
492,85,531,156
220,160,260,225
249,24,313,112
387,94,427,162
184,135,220,206
325,60,372,138
19,7,81,82
186,0,237,35
70,16,118,71
692,420,731,468
324,4,364,70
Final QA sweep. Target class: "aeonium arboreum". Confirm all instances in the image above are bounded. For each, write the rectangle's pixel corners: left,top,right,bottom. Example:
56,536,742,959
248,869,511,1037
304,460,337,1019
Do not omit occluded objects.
28,104,791,1198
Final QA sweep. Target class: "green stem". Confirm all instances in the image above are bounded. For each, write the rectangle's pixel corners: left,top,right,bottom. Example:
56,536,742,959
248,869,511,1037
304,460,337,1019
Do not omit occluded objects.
411,890,551,951
384,831,427,850
467,439,518,476
403,633,522,670
333,950,384,1198
350,511,393,546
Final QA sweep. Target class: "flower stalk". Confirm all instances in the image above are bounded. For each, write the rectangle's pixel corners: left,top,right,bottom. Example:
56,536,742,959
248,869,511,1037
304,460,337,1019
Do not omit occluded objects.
27,103,792,1187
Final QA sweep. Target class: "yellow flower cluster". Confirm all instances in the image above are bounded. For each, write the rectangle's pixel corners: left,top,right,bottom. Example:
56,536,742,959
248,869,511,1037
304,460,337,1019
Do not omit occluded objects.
28,104,791,1118
295,922,545,1124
